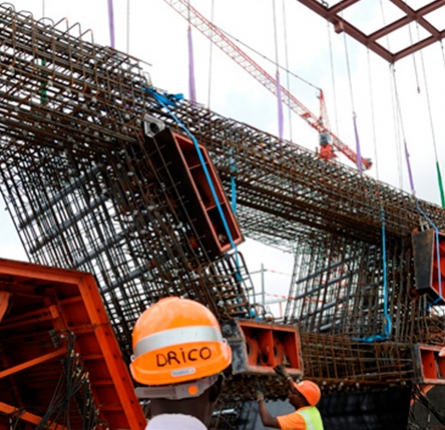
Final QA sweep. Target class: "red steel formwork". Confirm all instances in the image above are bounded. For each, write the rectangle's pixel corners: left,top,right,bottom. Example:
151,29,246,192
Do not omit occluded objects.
0,258,146,430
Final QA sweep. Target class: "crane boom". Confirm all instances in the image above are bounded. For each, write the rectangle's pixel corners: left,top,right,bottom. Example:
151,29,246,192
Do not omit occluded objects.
162,0,372,170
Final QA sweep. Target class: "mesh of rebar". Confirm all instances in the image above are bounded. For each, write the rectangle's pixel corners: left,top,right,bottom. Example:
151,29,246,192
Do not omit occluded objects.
0,4,443,247
0,3,444,396
283,234,442,342
300,333,417,385
0,130,254,358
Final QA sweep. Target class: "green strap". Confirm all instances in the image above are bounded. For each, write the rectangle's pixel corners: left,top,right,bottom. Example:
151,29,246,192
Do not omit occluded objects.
437,161,445,208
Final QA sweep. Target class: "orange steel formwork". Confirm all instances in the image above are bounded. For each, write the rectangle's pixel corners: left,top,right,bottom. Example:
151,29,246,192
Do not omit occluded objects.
415,344,445,384
144,127,244,258
226,320,303,376
0,258,145,430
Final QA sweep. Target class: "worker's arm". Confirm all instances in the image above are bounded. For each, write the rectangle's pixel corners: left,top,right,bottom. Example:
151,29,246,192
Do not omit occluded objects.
256,391,281,428
274,365,295,390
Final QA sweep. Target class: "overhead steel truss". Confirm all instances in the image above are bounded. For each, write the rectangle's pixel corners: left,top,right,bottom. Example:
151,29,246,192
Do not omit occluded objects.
295,0,445,62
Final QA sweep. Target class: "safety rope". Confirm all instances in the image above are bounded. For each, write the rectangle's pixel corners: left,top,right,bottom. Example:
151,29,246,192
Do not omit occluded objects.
441,40,445,70
353,210,392,343
39,1,48,104
126,0,130,54
327,19,339,137
352,113,362,175
391,46,443,305
272,0,284,140
206,0,215,109
417,24,445,208
187,0,197,102
216,25,319,91
391,65,416,196
147,87,240,263
380,0,404,188
381,209,392,337
404,4,421,93
204,1,233,216
342,21,363,174
388,66,404,189
378,0,390,49
366,49,379,180
366,48,392,339
281,0,293,141
439,40,445,208
229,148,236,214
346,5,393,342
107,0,115,48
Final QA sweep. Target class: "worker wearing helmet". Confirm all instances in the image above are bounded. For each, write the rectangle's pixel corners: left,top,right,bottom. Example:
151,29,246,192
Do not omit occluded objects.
256,366,324,430
129,297,232,429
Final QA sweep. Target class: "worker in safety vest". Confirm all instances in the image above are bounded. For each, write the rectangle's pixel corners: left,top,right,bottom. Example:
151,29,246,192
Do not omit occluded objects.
129,297,232,430
256,366,324,430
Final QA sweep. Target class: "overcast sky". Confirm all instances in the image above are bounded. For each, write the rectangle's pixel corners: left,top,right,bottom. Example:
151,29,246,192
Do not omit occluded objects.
1,0,444,314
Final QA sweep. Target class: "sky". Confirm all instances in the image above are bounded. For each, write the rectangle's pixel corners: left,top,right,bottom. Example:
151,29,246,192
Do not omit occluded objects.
1,0,445,316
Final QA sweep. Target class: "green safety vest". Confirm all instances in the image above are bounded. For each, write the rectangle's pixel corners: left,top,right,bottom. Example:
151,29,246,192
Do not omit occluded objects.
296,406,324,430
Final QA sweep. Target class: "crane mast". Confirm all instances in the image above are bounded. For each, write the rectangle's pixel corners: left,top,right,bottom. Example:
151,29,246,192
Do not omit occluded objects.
162,0,372,170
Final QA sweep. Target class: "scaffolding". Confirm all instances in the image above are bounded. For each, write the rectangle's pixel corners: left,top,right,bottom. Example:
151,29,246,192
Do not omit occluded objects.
0,3,445,416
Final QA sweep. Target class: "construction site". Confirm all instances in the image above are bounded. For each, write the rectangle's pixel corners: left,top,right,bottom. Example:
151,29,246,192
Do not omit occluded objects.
0,0,444,429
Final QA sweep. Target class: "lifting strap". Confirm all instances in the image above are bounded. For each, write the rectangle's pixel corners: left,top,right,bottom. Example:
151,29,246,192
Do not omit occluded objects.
107,0,115,48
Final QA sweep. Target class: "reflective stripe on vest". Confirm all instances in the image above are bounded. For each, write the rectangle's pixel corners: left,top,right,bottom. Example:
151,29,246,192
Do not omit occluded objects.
299,410,314,430
134,325,223,358
297,407,323,430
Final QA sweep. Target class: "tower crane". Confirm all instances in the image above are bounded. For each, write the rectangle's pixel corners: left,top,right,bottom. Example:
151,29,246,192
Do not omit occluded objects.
162,0,372,171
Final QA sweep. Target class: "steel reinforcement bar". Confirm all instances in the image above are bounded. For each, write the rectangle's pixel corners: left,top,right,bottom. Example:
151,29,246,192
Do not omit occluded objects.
0,3,443,253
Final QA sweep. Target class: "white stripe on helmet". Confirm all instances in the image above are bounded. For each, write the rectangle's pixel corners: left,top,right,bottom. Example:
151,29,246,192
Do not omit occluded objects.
134,325,223,358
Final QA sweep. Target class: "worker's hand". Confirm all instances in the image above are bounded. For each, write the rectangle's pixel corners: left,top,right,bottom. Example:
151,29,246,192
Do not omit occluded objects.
255,390,265,402
274,364,291,380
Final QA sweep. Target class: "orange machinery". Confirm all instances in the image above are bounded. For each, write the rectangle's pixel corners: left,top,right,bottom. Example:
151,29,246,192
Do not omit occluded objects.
0,258,146,430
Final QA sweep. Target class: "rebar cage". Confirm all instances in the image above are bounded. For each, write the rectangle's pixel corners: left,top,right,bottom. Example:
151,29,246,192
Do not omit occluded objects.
0,3,444,422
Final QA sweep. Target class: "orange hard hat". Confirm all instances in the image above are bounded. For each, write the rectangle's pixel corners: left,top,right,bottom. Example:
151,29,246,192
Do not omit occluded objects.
130,297,232,386
293,380,321,406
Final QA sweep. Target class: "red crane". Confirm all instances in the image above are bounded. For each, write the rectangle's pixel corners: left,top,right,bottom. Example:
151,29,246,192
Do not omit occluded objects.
162,0,372,170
